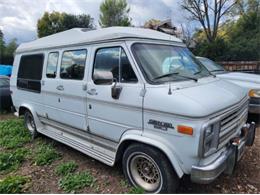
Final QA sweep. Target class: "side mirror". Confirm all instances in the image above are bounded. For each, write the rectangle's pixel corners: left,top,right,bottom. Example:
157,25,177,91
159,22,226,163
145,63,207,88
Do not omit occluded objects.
93,70,113,85
111,79,122,99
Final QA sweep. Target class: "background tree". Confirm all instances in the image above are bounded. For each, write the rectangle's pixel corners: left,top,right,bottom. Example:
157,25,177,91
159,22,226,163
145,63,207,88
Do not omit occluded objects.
0,30,5,63
181,0,239,43
99,0,131,27
37,12,94,38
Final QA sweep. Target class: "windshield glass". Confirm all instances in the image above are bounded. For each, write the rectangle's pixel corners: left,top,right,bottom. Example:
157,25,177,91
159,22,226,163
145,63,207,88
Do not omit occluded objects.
197,57,225,72
131,43,210,83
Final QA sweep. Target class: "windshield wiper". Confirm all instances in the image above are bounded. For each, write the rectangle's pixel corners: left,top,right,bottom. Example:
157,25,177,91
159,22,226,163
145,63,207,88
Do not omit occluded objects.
153,72,198,82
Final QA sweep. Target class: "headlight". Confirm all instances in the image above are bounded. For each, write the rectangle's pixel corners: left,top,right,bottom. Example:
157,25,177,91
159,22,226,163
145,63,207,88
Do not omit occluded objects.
202,123,220,157
249,89,260,98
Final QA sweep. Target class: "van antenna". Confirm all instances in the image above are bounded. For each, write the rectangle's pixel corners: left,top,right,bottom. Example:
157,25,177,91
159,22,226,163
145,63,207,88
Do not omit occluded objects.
168,82,172,95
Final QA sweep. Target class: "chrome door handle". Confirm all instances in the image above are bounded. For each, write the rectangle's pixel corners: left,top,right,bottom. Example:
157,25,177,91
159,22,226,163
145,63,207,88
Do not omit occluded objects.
56,85,64,91
87,89,98,95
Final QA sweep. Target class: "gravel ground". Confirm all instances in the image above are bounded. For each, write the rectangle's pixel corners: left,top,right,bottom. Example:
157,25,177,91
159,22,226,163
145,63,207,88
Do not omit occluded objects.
0,113,259,193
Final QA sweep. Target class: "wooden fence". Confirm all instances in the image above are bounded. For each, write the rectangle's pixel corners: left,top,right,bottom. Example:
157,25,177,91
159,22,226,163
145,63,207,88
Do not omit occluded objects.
218,61,260,74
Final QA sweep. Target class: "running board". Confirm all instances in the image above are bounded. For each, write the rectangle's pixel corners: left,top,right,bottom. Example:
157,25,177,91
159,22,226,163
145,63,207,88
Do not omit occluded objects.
37,124,116,166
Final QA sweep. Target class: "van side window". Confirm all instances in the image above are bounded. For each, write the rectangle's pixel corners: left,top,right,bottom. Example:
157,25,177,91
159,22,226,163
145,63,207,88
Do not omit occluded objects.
17,54,44,93
60,49,87,80
93,47,137,84
46,52,59,78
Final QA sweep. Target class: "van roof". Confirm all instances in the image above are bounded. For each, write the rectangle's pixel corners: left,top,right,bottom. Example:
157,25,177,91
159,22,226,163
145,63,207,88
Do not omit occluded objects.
16,27,183,53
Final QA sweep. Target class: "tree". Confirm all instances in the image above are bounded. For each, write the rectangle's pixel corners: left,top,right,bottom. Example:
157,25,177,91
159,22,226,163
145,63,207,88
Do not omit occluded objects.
0,30,5,63
99,0,131,27
37,12,94,38
181,0,239,43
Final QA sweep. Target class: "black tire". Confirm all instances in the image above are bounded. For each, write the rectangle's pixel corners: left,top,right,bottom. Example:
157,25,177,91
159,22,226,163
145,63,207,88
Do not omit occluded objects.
24,110,38,139
122,143,179,193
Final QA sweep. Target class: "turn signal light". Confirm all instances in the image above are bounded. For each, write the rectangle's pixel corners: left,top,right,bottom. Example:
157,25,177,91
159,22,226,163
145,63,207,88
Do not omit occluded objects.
177,125,193,135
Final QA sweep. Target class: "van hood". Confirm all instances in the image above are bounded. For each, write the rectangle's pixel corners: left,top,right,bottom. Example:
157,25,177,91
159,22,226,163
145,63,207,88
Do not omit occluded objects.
217,72,260,84
144,78,248,118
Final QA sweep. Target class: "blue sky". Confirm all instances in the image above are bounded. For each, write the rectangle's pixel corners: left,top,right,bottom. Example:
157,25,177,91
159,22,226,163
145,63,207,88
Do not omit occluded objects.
0,0,191,44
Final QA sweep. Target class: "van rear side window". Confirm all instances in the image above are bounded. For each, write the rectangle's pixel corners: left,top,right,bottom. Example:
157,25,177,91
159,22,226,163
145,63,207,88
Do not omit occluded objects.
46,52,59,78
17,54,44,93
60,49,87,80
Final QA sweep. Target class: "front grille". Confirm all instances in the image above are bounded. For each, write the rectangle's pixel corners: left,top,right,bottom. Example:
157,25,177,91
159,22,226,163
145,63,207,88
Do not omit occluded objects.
218,99,249,149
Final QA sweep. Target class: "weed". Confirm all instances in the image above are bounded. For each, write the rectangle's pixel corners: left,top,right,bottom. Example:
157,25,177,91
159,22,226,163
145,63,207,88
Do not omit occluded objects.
0,148,28,173
0,175,27,193
59,171,94,193
120,179,129,188
128,186,145,194
0,119,31,149
34,142,60,166
55,161,78,176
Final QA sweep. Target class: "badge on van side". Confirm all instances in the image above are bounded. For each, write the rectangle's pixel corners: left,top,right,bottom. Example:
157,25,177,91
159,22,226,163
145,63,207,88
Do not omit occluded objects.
148,119,174,131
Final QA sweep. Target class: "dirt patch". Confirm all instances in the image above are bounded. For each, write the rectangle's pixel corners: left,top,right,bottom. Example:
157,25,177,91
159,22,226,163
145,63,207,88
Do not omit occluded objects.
1,113,260,193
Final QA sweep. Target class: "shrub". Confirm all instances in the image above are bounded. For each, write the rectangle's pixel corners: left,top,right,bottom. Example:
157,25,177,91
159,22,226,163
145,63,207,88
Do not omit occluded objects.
0,175,27,193
34,142,60,166
55,161,78,176
59,172,94,193
0,119,31,149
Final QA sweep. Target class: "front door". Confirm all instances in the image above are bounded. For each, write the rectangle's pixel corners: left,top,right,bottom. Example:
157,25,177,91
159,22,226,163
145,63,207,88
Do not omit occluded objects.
87,44,143,142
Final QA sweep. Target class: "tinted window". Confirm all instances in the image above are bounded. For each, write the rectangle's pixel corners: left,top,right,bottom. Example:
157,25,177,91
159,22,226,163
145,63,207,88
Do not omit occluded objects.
0,78,9,87
93,47,137,84
17,54,44,92
18,54,44,80
60,49,87,80
46,52,59,78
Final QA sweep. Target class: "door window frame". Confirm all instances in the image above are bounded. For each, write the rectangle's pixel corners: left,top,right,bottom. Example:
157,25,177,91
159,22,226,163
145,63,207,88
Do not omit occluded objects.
91,44,140,85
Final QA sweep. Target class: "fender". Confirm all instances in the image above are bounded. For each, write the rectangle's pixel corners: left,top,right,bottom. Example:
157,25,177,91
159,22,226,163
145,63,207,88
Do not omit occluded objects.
18,103,44,130
118,129,184,178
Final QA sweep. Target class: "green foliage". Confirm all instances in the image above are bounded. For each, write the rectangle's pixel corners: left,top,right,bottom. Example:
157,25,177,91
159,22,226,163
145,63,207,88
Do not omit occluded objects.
55,161,78,176
34,142,60,166
99,0,131,27
59,172,95,193
0,30,17,64
193,10,260,61
128,186,145,194
0,175,27,193
0,149,28,173
0,119,31,149
37,12,94,38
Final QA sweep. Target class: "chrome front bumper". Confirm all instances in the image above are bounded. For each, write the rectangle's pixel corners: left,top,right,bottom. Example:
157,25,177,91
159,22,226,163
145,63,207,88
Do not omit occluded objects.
191,122,256,184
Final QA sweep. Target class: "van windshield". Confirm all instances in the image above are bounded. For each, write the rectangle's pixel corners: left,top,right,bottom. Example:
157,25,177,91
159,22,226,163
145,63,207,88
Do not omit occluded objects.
131,43,210,83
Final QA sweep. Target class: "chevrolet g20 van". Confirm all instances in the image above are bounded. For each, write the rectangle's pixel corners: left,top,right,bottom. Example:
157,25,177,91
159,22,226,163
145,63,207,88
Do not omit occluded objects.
11,27,256,193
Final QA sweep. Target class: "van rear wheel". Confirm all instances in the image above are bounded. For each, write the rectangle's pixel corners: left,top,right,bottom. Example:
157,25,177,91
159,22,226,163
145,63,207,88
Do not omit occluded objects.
122,143,179,193
24,110,37,139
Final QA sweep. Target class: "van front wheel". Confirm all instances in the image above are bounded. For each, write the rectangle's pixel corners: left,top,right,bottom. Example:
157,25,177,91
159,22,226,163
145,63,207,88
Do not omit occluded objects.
122,144,179,193
24,110,37,139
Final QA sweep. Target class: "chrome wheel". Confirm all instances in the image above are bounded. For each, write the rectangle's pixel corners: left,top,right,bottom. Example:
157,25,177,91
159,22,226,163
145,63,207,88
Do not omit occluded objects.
127,153,162,192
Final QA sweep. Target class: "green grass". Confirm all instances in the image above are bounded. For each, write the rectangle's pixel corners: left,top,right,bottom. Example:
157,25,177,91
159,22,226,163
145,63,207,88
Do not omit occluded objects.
128,186,145,194
0,175,28,193
0,148,28,173
55,161,78,176
0,119,31,149
59,171,95,193
34,142,60,166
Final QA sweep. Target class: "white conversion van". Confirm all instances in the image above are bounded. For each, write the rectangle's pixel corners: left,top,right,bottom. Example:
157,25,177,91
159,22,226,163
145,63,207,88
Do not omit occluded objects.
11,27,256,193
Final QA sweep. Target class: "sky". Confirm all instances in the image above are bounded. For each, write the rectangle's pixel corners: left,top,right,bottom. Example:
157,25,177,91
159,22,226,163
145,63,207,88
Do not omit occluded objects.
0,0,190,44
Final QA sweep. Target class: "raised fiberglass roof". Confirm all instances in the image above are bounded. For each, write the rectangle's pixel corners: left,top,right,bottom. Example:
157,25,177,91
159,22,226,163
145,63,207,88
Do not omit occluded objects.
16,27,183,53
